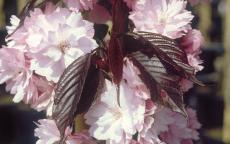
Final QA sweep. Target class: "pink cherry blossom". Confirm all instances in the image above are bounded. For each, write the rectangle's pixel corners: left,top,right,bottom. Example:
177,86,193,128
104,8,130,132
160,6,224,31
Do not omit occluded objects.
181,29,204,54
152,107,175,134
151,107,201,144
85,79,146,143
34,119,96,144
0,47,26,84
0,47,54,114
0,47,31,102
139,100,156,136
6,15,20,34
7,7,98,82
186,108,201,140
138,100,163,144
160,114,192,144
85,59,150,144
5,8,98,82
31,8,97,82
123,58,150,100
138,107,173,143
139,107,201,144
64,0,97,12
6,9,44,51
34,119,61,144
29,76,55,115
180,29,204,83
180,29,204,73
129,0,193,39
187,53,203,73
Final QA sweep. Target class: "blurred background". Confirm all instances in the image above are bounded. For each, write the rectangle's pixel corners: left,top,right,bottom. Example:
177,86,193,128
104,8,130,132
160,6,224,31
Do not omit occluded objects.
0,0,230,144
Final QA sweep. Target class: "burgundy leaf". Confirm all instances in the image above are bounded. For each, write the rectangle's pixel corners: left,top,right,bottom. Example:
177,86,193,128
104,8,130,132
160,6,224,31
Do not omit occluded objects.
124,31,202,84
7,0,60,38
108,0,129,84
75,64,104,114
108,38,123,84
124,31,202,116
131,52,187,116
136,32,194,74
52,53,92,142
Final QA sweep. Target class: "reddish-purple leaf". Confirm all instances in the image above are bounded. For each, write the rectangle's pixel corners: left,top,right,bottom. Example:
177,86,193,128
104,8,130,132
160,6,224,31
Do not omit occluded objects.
124,31,202,84
108,0,129,84
131,52,187,116
52,54,92,142
108,38,123,84
124,32,203,116
75,64,104,114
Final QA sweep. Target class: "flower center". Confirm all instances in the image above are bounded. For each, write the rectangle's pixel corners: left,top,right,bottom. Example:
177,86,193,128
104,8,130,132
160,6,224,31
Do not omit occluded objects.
58,40,71,53
158,13,167,24
103,103,123,120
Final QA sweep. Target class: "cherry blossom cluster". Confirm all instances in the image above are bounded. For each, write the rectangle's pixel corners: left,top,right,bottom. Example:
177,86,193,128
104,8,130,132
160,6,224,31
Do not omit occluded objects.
0,0,206,144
